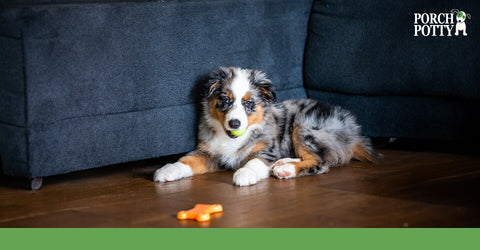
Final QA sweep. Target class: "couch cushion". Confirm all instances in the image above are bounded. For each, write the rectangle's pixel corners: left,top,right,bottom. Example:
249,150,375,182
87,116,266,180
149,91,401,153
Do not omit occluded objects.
304,0,479,100
1,0,313,127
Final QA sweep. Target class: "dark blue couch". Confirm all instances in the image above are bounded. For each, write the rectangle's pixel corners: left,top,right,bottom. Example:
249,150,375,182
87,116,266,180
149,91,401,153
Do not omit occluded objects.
1,0,478,189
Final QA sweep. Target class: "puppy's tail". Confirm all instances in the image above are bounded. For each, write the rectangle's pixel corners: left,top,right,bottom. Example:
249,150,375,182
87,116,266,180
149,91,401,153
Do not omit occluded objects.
352,137,382,163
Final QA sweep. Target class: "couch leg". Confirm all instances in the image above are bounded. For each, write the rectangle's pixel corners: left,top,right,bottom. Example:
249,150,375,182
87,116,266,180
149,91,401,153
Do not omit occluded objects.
30,178,43,190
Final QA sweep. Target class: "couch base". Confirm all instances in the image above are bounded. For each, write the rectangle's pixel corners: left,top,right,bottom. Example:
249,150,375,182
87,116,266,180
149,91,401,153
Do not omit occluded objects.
1,104,197,179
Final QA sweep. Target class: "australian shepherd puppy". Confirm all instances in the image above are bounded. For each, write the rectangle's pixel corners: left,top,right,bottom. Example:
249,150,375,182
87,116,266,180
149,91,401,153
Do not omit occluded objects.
154,67,377,186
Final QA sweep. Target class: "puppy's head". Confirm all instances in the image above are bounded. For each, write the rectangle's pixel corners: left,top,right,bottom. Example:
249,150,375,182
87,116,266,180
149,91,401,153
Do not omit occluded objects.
202,67,276,139
456,11,466,22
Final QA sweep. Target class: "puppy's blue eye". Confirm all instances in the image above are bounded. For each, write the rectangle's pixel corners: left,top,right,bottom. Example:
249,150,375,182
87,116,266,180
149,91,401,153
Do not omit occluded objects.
220,97,230,105
218,96,231,110
243,99,255,112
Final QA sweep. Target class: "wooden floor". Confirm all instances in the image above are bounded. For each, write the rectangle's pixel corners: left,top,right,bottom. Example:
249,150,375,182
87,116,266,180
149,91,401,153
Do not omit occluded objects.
1,140,479,228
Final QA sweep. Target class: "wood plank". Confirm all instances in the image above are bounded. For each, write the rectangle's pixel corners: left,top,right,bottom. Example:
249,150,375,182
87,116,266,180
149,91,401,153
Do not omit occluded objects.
1,147,479,227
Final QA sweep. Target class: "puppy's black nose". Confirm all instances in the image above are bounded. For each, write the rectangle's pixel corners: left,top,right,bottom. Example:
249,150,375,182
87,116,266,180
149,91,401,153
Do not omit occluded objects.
228,119,241,129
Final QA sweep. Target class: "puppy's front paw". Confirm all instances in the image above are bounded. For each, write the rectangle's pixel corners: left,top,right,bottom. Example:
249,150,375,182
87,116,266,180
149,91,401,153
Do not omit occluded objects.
271,158,300,169
154,162,193,182
233,168,259,186
272,162,297,179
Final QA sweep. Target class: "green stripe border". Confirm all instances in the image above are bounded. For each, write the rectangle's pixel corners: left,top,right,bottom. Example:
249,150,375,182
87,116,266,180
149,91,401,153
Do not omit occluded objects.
1,228,478,249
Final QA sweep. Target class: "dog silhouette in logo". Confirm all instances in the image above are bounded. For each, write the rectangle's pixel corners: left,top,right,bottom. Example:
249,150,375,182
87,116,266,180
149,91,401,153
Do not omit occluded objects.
451,9,471,36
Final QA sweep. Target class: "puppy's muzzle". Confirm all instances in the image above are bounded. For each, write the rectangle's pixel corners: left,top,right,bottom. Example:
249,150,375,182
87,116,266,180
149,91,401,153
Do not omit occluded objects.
228,119,241,129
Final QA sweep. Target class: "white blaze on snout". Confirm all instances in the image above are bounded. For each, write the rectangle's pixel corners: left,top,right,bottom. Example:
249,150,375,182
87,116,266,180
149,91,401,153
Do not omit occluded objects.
225,69,250,131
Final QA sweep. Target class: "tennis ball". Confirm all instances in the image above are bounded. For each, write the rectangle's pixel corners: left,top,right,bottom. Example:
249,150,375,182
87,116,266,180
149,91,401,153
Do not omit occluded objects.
230,129,246,137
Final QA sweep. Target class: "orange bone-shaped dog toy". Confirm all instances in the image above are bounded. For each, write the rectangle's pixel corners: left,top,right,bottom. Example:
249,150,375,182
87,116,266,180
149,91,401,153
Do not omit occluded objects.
177,204,223,222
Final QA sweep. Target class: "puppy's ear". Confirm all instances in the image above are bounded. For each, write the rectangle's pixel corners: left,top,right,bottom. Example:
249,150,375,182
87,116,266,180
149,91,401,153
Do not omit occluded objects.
251,70,276,103
202,79,221,98
201,67,232,98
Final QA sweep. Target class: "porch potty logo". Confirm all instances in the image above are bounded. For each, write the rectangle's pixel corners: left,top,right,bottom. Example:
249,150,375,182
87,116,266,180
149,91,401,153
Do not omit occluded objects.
414,9,471,36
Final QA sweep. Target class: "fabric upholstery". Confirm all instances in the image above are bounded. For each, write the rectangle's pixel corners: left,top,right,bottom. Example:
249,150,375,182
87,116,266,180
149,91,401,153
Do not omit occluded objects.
304,0,479,139
0,0,313,178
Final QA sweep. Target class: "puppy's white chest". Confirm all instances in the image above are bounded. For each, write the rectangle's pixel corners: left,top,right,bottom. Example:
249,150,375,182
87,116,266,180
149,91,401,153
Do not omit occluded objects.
207,132,249,168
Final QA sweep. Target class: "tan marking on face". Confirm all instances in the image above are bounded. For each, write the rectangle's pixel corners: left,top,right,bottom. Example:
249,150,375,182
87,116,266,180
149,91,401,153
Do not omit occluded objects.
209,98,227,127
242,93,252,102
247,104,264,126
178,154,212,175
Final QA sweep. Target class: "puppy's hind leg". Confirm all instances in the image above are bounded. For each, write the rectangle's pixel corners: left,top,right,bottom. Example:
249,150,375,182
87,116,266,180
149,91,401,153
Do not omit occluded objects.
272,127,330,179
272,128,379,179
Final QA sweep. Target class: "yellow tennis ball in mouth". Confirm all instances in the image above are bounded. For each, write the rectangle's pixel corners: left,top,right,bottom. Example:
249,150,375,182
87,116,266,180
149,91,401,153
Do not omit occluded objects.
230,129,246,137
